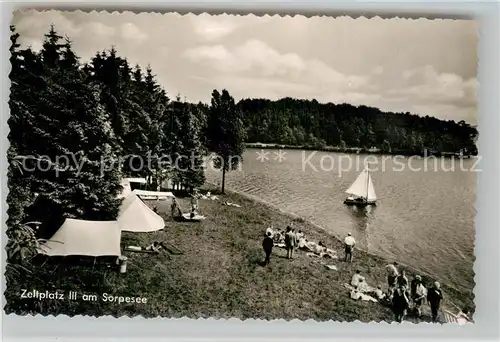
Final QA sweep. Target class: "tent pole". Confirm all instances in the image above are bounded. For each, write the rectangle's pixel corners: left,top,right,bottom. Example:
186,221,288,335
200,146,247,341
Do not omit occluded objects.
40,257,48,269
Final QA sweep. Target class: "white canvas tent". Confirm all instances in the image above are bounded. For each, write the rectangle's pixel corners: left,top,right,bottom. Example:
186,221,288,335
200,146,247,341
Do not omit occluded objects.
38,218,122,257
118,178,132,199
161,178,173,190
126,177,147,184
118,178,148,199
117,193,165,232
133,189,175,201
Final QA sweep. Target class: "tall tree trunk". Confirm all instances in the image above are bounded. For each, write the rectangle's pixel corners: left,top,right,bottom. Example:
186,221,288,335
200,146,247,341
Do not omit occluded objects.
221,158,226,194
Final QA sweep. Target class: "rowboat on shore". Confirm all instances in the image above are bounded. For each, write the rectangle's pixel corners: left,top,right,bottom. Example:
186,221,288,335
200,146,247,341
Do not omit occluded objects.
344,167,377,207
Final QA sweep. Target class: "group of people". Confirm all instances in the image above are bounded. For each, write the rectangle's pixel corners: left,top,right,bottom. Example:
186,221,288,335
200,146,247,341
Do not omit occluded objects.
342,234,462,323
170,192,200,219
348,270,385,302
262,225,299,263
262,224,338,264
347,263,448,323
262,225,468,324
385,261,445,323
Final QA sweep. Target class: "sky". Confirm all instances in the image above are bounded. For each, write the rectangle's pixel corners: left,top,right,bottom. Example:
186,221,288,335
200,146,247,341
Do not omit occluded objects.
12,10,478,124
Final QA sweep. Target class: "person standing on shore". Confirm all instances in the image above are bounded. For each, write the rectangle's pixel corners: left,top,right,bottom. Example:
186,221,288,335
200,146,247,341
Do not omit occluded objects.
410,275,420,299
413,278,427,318
386,262,399,294
262,231,274,265
190,191,199,212
344,232,356,262
410,274,421,312
392,284,410,323
284,226,297,259
398,269,409,288
171,198,178,218
427,281,443,323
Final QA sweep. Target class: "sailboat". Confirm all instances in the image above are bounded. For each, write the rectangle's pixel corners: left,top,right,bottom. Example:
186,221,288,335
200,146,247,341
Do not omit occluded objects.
344,168,377,206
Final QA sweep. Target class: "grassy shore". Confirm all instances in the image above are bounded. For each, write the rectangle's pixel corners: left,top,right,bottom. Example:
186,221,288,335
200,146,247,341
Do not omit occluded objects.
5,187,473,322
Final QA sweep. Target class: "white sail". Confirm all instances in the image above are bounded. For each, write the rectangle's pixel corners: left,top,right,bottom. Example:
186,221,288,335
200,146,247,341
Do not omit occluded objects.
345,169,377,201
366,172,377,201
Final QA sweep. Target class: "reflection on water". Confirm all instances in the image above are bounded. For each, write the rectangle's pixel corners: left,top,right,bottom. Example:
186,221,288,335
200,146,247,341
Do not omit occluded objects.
206,149,476,292
344,206,375,249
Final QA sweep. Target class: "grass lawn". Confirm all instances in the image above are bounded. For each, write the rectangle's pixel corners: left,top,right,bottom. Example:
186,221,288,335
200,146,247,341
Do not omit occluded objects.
5,186,474,322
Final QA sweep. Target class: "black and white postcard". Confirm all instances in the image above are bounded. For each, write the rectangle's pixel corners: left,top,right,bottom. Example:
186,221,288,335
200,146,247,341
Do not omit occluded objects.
5,9,478,324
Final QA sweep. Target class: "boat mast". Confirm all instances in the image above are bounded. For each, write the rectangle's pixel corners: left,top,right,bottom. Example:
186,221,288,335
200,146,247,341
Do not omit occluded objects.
365,167,369,202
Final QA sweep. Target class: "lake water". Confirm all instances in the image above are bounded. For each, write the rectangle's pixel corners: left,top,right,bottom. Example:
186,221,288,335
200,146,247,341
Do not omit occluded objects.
205,148,477,293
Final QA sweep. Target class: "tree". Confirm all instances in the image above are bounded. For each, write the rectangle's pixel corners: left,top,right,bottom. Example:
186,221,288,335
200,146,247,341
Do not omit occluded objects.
170,100,206,191
235,98,477,155
206,89,246,194
6,25,40,265
10,27,122,238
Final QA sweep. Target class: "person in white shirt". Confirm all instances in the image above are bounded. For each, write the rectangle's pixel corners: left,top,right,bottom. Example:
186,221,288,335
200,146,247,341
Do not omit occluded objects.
413,280,427,318
265,226,274,238
386,262,399,290
344,232,356,262
351,270,365,287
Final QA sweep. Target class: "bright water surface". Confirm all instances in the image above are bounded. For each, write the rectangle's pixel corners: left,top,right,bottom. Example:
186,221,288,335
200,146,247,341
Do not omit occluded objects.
205,148,477,293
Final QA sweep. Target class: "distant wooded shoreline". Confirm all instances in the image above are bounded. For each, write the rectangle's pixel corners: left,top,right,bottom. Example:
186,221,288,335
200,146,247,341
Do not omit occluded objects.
246,143,476,158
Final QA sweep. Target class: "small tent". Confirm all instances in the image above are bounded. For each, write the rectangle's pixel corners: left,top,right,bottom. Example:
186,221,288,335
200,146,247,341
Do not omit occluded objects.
133,189,175,201
117,193,165,232
38,219,121,257
118,179,132,199
126,178,147,184
118,178,148,199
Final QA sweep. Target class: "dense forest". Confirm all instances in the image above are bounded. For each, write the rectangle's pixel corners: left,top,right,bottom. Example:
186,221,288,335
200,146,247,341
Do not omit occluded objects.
6,25,477,278
239,98,478,154
6,25,244,275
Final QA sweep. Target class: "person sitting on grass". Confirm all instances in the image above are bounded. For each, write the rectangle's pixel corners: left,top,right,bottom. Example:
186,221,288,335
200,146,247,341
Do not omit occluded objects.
357,278,372,293
349,285,378,302
276,230,286,244
313,241,326,255
300,238,317,252
350,285,362,300
374,285,386,301
146,241,162,252
265,226,274,238
351,270,365,288
190,207,198,219
298,236,307,249
272,230,282,243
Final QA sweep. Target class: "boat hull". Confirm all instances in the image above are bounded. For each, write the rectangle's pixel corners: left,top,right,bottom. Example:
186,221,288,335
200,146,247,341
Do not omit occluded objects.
344,197,377,207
